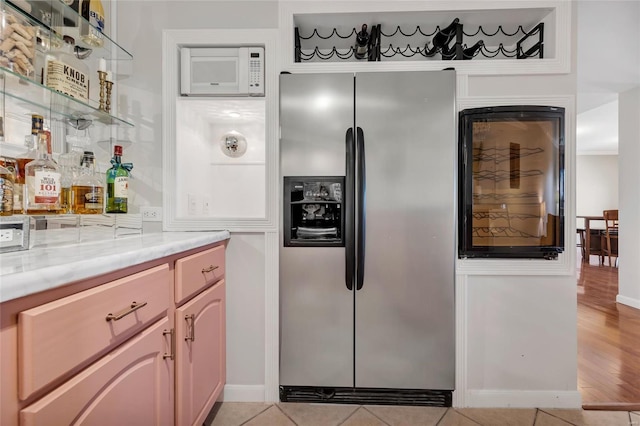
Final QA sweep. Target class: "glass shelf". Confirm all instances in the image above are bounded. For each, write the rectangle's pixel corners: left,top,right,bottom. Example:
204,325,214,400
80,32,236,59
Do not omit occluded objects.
6,0,133,61
0,68,134,126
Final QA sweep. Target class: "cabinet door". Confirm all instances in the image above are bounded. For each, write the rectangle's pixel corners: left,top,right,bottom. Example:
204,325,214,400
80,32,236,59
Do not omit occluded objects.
20,318,174,426
176,280,226,426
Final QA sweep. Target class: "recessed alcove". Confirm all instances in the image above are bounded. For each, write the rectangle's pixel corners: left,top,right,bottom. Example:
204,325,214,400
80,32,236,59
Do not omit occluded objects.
174,98,265,219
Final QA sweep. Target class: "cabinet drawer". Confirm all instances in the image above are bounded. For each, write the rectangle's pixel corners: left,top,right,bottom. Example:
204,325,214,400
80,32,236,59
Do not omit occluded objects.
175,245,225,305
18,264,171,400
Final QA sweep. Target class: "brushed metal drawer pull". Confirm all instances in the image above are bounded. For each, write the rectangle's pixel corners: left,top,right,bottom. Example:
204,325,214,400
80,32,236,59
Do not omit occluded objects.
201,265,219,273
185,314,195,342
163,329,175,360
105,301,148,322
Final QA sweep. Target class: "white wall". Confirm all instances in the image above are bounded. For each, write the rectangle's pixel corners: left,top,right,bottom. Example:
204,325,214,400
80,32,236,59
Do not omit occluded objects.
456,4,579,408
117,0,580,407
618,86,640,309
575,155,618,218
116,0,278,394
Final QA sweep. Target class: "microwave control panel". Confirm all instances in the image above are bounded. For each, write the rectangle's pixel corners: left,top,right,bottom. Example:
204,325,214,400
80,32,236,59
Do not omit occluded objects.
248,47,265,96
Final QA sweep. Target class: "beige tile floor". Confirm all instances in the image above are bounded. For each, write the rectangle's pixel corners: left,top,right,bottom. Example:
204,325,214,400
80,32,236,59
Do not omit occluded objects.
205,403,640,426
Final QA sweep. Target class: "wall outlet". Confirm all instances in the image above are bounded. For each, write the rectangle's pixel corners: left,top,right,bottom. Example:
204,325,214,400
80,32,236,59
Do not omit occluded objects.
0,229,14,242
141,206,163,222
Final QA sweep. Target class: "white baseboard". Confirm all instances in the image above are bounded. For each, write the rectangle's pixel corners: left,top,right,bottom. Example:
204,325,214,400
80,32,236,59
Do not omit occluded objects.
222,385,266,402
616,294,640,310
462,390,582,409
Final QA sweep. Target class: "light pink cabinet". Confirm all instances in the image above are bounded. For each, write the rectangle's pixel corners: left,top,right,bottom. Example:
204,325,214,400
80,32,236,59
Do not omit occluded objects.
175,244,225,305
174,244,227,426
175,280,226,426
18,264,171,400
20,317,174,426
0,240,227,426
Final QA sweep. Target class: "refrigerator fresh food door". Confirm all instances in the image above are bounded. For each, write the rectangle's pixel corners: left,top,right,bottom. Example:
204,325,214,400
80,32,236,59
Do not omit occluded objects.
354,71,456,390
279,73,355,387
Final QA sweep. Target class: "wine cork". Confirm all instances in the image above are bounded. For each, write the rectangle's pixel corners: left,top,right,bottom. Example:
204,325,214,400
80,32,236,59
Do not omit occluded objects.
11,22,33,40
0,37,15,52
14,41,33,59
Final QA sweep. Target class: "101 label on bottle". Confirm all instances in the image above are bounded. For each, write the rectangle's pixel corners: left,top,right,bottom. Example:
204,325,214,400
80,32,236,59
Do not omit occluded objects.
33,171,61,204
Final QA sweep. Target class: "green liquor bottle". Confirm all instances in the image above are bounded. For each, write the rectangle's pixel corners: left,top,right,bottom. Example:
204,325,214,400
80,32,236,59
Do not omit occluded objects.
105,145,132,213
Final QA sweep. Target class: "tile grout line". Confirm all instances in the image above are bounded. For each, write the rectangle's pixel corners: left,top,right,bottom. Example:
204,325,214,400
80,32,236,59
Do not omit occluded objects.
537,408,588,426
451,409,484,425
332,404,361,426
434,407,452,426
274,403,300,426
238,403,275,426
337,405,364,426
360,406,393,426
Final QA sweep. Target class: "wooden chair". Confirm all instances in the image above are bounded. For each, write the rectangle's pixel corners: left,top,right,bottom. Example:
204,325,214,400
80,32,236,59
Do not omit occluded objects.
601,209,618,267
576,228,586,261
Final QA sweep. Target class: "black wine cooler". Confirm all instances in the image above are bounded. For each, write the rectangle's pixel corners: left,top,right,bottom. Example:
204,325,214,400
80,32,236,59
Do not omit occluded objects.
458,105,565,259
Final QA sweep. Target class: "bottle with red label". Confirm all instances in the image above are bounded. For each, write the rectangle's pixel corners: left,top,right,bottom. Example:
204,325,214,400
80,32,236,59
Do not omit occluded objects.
24,133,62,214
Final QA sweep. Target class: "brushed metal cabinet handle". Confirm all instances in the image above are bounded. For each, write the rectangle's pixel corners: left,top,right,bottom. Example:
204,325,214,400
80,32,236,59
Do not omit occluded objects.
163,329,175,360
201,265,219,273
105,301,148,322
185,314,195,342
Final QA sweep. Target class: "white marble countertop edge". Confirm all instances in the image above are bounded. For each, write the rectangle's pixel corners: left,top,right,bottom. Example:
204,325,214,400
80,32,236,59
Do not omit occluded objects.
0,231,230,303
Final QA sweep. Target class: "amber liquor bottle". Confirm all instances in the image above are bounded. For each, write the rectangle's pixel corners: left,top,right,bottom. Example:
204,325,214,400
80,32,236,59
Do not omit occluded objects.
24,133,62,214
0,163,14,216
14,135,38,214
71,151,104,214
105,145,130,213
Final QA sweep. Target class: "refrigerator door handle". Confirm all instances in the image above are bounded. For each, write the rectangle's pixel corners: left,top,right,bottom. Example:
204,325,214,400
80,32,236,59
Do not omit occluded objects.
356,127,366,291
345,128,355,291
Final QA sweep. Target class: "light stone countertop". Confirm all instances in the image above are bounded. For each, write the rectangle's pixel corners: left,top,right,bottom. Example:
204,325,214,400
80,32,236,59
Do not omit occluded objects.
0,231,230,303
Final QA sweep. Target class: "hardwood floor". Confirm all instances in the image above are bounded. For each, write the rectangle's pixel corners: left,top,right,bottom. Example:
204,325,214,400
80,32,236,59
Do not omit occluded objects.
577,251,640,409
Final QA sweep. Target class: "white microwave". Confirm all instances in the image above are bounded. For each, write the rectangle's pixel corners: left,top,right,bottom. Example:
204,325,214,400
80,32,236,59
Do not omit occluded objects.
180,46,264,96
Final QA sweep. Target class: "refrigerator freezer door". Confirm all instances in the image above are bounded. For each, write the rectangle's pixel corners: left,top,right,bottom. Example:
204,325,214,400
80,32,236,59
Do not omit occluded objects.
280,73,355,387
280,73,354,177
354,71,456,390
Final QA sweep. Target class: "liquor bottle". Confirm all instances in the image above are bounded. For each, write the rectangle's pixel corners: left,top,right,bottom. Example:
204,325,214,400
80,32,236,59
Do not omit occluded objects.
354,24,369,60
14,135,38,214
105,145,131,213
461,40,484,60
0,156,17,213
0,162,14,216
45,35,90,101
24,133,62,214
61,0,80,27
58,148,82,214
71,151,103,214
80,0,105,47
425,18,460,57
31,114,44,135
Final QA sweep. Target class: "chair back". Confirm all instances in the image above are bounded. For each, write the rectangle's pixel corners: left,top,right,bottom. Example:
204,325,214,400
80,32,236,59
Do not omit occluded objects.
603,209,618,234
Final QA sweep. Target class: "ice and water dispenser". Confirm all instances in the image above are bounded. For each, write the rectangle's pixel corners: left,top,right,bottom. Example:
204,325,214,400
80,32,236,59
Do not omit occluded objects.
283,177,345,247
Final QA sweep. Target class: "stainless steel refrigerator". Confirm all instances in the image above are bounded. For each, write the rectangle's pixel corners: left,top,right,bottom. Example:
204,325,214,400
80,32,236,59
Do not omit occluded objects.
279,71,456,405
